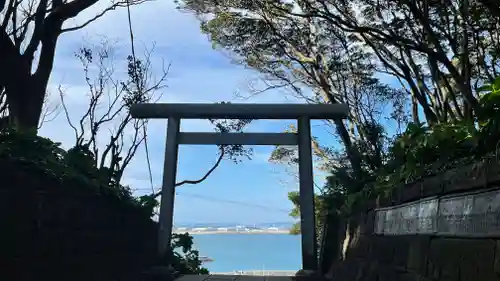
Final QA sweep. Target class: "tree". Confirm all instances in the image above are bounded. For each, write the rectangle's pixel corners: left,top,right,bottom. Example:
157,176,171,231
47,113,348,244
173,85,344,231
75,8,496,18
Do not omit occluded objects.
287,186,345,243
178,0,500,137
59,40,167,188
178,0,500,177
261,0,499,123
178,0,409,189
176,0,434,232
176,0,500,245
59,41,253,211
0,0,147,131
287,191,324,236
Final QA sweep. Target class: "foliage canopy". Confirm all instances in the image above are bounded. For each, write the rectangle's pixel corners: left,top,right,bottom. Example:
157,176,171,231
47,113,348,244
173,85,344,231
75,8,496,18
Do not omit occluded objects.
176,0,500,233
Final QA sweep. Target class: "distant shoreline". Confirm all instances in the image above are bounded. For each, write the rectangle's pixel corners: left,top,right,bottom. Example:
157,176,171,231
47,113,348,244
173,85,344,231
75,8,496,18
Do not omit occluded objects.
174,230,291,235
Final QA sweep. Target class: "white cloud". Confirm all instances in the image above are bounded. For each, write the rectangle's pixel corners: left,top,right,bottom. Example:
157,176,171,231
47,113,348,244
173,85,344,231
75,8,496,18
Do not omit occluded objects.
62,0,201,43
37,0,336,209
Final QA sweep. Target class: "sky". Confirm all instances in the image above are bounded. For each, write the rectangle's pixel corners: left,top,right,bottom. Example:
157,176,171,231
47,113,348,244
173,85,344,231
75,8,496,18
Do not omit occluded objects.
37,0,344,225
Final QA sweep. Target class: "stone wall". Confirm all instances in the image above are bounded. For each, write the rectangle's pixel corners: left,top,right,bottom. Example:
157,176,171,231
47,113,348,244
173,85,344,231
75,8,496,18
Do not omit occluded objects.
0,160,158,281
321,158,500,281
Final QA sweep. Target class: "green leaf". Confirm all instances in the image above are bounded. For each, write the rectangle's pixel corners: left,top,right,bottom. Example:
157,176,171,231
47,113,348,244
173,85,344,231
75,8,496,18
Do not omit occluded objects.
494,76,500,87
477,85,492,93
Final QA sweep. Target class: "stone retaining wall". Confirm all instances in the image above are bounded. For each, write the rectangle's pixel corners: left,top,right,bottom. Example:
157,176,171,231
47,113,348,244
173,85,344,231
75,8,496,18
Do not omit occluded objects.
0,161,158,281
322,158,500,281
375,188,500,237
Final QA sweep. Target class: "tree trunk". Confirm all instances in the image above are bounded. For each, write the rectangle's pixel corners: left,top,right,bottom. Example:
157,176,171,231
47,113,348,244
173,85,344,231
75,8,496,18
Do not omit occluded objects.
1,29,46,132
334,119,364,187
412,96,420,124
6,76,45,131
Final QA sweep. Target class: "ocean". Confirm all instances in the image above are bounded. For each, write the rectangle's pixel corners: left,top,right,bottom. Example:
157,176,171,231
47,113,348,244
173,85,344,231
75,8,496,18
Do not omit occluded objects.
191,234,301,272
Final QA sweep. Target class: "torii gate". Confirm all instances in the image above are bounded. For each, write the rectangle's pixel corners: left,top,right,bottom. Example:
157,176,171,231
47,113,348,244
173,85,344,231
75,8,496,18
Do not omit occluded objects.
130,103,348,271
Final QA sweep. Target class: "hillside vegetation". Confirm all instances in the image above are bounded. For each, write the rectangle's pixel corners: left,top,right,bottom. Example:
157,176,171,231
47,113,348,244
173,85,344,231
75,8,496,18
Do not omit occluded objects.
0,130,207,281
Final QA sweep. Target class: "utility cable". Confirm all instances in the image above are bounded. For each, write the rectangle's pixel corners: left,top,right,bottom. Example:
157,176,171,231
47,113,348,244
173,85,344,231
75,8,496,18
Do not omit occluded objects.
175,192,291,213
125,0,155,194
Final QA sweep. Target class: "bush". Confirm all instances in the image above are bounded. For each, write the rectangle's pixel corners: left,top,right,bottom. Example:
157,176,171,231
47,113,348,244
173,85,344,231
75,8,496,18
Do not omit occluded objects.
0,130,207,281
317,76,500,217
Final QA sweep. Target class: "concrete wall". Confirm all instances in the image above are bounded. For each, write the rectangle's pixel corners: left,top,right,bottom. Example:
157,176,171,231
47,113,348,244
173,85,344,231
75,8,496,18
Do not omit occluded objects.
322,158,500,281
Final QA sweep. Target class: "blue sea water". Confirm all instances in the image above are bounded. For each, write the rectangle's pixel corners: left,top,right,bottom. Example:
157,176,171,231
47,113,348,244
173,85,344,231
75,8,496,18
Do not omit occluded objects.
191,234,301,272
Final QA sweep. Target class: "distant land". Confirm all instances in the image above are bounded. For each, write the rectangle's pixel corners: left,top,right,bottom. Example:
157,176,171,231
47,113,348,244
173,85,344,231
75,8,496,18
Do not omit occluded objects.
173,222,295,229
175,229,290,235
172,222,295,235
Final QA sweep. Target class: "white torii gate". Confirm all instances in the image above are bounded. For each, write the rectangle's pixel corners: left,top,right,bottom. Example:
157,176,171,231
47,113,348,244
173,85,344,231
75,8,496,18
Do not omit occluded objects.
130,103,348,271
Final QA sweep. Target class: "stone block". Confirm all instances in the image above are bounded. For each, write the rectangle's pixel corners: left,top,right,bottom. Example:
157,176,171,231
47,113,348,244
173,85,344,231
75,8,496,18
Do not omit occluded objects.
363,211,375,235
458,239,495,281
494,240,500,279
443,163,488,193
368,236,382,261
392,236,410,269
376,194,392,208
354,235,371,258
427,238,496,281
377,267,397,281
390,187,402,205
374,236,394,264
426,238,443,280
421,176,444,197
406,236,430,274
486,160,500,184
401,181,423,203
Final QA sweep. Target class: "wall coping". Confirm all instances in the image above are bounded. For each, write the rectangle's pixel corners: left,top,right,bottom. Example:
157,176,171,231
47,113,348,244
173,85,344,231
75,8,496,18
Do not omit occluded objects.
377,156,500,209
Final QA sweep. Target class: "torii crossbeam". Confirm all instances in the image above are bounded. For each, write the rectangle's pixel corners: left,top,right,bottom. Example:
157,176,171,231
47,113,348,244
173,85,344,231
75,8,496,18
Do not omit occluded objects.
130,103,349,272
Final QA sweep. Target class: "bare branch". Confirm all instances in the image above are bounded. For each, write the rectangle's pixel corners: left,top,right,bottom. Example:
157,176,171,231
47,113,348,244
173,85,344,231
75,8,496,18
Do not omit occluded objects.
0,0,150,131
152,149,226,199
175,149,225,187
37,91,61,129
61,4,118,33
58,86,79,142
56,39,167,188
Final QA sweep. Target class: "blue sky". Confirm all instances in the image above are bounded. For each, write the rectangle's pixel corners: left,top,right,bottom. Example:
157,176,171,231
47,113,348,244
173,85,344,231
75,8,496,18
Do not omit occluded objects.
37,0,344,225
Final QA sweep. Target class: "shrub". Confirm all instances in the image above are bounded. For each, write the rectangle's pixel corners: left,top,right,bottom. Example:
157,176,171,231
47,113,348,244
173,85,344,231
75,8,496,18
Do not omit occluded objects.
0,129,207,281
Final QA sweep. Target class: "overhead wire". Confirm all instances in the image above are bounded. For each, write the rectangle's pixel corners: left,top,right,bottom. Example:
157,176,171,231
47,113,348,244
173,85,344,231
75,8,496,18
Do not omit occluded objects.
175,192,291,213
125,0,155,194
133,187,292,213
123,0,312,199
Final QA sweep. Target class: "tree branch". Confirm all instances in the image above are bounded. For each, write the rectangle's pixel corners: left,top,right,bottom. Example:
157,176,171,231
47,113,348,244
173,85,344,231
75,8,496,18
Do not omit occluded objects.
152,149,225,199
58,85,79,140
